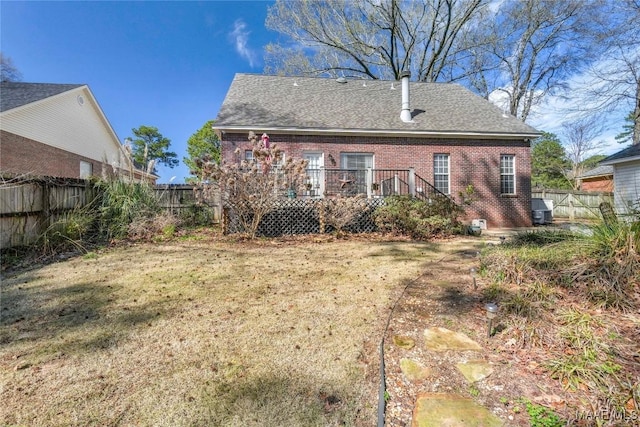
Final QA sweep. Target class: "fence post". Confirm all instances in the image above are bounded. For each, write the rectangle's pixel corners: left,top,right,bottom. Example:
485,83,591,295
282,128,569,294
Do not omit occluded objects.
568,193,575,221
408,168,416,197
41,181,51,233
366,168,373,199
320,168,326,198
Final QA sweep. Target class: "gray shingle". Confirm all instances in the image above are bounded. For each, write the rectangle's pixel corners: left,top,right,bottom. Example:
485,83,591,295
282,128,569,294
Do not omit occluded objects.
578,165,613,178
601,143,640,164
1,82,84,112
215,74,539,136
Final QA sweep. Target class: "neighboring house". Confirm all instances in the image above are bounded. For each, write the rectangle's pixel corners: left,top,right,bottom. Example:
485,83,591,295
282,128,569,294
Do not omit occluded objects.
214,73,540,228
600,144,640,217
576,165,614,192
0,82,155,183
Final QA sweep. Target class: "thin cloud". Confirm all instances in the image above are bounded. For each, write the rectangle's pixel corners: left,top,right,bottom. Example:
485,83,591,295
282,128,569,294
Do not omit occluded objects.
230,19,257,67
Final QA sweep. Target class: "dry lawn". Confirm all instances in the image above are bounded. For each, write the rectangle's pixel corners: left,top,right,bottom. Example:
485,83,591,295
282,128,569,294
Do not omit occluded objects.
1,235,443,426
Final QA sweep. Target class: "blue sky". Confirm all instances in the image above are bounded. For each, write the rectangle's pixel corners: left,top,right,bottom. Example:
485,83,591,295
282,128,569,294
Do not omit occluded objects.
1,1,627,183
1,0,276,183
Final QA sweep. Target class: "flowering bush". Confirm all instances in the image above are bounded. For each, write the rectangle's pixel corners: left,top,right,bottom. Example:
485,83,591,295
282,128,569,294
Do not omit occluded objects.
195,131,307,238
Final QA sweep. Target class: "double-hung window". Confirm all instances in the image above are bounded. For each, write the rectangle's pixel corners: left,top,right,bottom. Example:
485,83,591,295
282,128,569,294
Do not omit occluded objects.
340,153,373,194
433,154,450,194
500,155,516,194
340,153,373,170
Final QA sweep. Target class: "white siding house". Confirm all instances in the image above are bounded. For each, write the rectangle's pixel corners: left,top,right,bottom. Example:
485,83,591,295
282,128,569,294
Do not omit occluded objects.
601,144,640,218
0,82,155,182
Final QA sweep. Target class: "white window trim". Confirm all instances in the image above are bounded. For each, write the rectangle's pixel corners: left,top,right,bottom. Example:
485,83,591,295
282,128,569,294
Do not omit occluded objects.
433,154,450,195
340,152,374,169
500,154,516,195
80,160,93,179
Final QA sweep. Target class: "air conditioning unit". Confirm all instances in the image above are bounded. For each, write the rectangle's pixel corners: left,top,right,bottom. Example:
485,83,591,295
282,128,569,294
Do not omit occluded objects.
531,198,553,225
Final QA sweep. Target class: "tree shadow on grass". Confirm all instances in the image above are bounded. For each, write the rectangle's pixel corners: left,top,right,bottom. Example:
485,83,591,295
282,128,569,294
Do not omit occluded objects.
1,277,175,357
196,372,364,427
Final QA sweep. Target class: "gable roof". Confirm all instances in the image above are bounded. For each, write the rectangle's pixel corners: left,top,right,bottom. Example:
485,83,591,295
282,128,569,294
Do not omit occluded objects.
215,73,540,139
1,82,84,112
578,165,613,179
600,143,640,165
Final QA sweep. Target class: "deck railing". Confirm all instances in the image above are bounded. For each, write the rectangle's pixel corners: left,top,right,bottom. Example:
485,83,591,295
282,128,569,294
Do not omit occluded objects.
298,168,447,200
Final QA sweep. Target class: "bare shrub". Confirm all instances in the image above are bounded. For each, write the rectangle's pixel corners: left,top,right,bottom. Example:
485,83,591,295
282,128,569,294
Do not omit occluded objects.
127,211,180,241
195,131,307,238
317,194,369,237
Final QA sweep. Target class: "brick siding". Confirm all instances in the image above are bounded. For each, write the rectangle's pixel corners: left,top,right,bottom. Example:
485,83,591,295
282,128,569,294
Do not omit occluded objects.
1,130,110,179
579,177,614,192
221,132,533,228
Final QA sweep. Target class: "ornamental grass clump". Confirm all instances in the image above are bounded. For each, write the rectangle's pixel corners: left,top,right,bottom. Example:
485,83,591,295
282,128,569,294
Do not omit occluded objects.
38,206,95,255
94,179,160,240
577,221,640,310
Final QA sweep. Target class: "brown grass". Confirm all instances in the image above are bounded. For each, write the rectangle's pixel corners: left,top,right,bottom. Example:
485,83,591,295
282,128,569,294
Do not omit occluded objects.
1,235,439,426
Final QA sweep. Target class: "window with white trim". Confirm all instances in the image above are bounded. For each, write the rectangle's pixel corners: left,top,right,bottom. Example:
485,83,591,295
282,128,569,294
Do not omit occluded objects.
80,161,93,179
433,154,450,194
500,155,516,194
340,153,373,169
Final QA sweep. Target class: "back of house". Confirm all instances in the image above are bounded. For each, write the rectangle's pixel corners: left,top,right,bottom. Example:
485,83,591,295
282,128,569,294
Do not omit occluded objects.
214,73,540,228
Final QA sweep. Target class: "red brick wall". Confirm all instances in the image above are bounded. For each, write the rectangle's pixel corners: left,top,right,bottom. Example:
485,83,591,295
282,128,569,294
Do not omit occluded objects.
579,177,614,192
221,132,532,228
1,130,107,179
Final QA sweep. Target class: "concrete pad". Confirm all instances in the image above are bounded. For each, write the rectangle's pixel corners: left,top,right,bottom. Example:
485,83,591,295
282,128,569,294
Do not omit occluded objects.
424,327,482,352
412,393,503,427
400,358,431,382
456,360,493,383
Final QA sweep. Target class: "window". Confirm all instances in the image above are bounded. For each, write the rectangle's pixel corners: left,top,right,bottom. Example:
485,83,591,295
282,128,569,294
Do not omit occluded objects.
433,154,450,194
500,155,516,194
245,149,285,171
340,153,373,195
340,153,373,169
80,161,92,179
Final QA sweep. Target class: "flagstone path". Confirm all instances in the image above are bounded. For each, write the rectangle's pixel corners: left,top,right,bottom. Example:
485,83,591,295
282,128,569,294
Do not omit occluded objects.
400,327,502,426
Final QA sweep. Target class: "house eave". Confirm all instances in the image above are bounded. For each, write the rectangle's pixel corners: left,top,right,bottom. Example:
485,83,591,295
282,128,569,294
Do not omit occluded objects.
214,125,540,141
600,155,640,166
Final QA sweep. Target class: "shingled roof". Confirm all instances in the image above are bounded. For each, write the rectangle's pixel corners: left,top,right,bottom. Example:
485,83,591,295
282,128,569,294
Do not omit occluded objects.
601,143,640,164
0,82,84,112
215,74,539,138
578,164,613,179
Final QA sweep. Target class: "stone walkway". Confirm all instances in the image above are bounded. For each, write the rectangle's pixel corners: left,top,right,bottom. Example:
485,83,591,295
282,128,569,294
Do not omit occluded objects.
405,327,502,426
393,228,523,427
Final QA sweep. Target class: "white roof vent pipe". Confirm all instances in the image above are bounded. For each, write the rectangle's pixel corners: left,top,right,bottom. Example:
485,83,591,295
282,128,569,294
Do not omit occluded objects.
400,70,413,123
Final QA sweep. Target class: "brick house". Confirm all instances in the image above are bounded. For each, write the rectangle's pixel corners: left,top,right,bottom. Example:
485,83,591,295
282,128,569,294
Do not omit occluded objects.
214,73,540,228
576,165,614,192
0,82,155,183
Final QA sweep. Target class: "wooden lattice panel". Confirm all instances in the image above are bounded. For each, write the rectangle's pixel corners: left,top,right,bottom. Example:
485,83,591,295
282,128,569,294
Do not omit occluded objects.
223,198,385,236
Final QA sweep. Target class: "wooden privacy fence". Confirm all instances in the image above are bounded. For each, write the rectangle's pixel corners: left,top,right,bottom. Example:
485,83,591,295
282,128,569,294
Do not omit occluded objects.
154,184,221,223
0,177,96,248
532,189,613,220
0,179,220,249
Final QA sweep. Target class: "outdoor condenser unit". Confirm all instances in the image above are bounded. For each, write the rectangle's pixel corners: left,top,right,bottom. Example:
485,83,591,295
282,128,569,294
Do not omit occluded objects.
531,198,553,225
